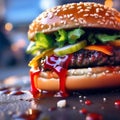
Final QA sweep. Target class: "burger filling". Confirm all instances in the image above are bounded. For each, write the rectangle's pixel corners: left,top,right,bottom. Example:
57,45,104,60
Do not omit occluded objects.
27,28,120,68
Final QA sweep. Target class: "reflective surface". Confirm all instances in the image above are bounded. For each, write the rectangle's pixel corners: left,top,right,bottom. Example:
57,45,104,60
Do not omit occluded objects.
0,77,120,120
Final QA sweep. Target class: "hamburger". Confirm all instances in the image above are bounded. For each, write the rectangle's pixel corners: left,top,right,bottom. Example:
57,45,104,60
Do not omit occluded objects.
27,2,120,97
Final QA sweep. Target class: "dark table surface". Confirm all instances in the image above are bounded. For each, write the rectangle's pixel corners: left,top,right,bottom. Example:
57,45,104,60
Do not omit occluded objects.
0,66,120,120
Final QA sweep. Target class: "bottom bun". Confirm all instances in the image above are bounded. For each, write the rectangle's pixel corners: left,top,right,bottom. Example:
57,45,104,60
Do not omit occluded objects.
31,66,120,91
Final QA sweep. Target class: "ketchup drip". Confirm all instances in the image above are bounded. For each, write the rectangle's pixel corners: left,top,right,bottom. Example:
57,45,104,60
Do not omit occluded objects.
44,55,72,97
30,70,40,94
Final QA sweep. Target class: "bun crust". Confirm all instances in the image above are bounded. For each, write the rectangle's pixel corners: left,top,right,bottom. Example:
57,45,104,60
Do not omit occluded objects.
28,2,120,40
32,66,120,91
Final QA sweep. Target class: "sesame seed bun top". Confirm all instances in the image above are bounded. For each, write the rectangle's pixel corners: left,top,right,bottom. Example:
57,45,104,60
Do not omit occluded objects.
28,2,120,41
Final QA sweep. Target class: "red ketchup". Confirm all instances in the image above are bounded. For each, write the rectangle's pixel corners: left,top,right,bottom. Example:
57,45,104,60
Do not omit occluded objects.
86,113,103,120
79,108,88,114
44,55,72,97
30,55,72,97
85,100,92,105
30,69,40,94
114,100,120,108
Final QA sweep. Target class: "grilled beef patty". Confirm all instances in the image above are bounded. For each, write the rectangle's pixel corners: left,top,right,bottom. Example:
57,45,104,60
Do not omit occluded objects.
69,48,120,68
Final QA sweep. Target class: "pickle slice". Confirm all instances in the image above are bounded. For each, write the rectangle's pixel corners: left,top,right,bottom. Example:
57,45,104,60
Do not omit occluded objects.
54,40,87,56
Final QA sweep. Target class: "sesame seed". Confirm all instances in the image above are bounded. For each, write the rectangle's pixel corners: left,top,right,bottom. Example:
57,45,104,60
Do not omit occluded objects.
60,20,64,24
87,6,92,9
74,19,78,23
48,13,53,19
99,8,104,11
98,4,103,7
64,14,67,18
83,14,89,17
71,3,76,6
62,4,66,8
84,9,90,12
79,18,87,24
92,73,97,78
54,12,58,16
109,21,114,25
77,6,82,10
79,9,84,12
35,18,39,22
57,6,61,9
93,4,98,7
67,14,71,18
77,11,81,14
105,12,110,16
70,17,75,21
97,20,103,24
59,16,63,19
94,15,99,18
110,17,115,20
63,21,67,25
40,25,44,29
65,4,70,8
98,15,102,18
63,8,67,11
60,20,67,25
102,72,106,75
69,5,75,9
89,14,94,17
29,25,33,31
51,8,55,12
43,13,47,18
105,70,109,73
96,8,99,13
53,23,56,27
48,24,52,30
73,71,77,75
105,20,109,25
94,13,99,16
69,14,73,17
56,9,61,13
101,18,106,22
88,67,92,72
77,2,82,6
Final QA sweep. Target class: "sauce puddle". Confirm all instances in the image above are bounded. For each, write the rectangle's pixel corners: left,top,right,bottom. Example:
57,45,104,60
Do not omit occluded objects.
86,113,103,120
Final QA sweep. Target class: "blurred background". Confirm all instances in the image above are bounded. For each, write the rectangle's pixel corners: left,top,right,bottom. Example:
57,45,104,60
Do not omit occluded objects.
0,0,119,80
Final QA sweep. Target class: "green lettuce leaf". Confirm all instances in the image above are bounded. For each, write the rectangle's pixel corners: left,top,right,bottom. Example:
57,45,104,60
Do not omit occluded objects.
88,33,96,44
54,29,67,47
26,41,40,55
96,34,120,43
35,32,53,49
68,28,85,44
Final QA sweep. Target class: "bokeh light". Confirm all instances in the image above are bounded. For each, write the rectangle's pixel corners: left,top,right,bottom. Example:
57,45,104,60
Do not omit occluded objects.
5,22,13,31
